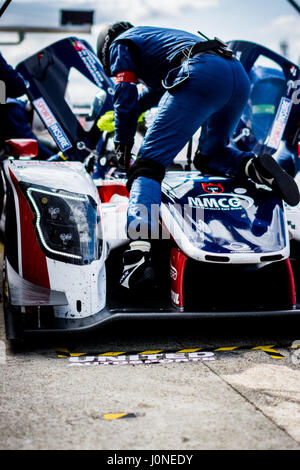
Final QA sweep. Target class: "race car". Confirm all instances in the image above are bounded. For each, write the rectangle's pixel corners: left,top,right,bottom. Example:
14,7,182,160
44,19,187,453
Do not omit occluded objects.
1,37,300,340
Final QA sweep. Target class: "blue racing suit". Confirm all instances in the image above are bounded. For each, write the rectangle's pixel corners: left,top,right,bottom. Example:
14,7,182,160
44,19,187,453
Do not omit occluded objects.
0,52,27,98
0,53,28,216
0,52,27,145
0,53,52,158
108,26,254,238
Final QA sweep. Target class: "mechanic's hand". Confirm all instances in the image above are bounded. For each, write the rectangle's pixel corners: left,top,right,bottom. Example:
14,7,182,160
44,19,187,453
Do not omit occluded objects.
115,142,133,172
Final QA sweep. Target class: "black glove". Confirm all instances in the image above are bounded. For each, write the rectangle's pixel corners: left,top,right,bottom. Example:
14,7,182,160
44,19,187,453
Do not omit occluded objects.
115,142,133,172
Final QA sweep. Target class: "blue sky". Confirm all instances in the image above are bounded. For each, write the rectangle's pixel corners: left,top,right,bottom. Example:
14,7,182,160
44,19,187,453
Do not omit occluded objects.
1,0,300,66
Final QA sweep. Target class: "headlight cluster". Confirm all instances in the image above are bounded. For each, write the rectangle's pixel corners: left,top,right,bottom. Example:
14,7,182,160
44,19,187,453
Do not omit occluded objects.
21,183,101,265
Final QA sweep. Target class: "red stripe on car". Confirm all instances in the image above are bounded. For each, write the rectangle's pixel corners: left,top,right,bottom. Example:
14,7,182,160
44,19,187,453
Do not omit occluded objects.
170,247,188,310
9,169,50,288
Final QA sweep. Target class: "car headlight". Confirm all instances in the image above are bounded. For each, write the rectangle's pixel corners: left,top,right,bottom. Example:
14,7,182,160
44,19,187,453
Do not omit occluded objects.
20,183,102,265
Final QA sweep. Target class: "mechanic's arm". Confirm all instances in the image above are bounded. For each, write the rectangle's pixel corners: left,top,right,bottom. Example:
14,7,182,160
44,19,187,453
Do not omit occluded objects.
137,87,163,114
0,52,27,98
109,42,139,170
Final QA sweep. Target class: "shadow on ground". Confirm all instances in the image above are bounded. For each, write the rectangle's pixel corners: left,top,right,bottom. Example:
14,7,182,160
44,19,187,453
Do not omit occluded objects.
9,314,300,354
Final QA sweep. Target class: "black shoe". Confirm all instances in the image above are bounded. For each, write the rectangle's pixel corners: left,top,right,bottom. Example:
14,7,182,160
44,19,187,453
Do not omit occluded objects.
120,241,156,291
193,149,210,173
245,154,300,207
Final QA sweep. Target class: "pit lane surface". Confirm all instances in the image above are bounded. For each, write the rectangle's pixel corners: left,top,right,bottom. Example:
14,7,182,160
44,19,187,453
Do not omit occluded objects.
0,248,300,450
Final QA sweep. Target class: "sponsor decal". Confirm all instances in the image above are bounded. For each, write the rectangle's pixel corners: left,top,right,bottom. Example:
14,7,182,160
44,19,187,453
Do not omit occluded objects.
72,40,114,95
170,264,178,281
267,97,292,150
252,104,275,115
171,289,179,305
57,343,296,363
72,40,85,51
33,98,72,152
188,193,254,210
68,351,215,366
234,187,247,194
201,182,224,193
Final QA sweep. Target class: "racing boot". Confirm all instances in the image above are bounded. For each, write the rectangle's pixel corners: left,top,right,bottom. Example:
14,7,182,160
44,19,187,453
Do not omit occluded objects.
193,148,210,174
245,154,300,207
120,241,156,291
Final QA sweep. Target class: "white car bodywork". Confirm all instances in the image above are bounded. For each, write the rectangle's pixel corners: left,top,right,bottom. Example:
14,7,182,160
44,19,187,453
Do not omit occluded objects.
4,159,128,320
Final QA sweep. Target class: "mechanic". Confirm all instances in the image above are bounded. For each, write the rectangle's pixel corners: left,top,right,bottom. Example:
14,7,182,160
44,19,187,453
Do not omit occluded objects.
0,52,52,159
0,51,26,101
0,51,27,143
0,52,26,218
96,23,300,291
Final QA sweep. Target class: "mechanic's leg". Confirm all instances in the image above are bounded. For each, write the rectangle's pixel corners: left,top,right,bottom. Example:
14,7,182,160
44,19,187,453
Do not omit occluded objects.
122,57,237,291
120,176,161,291
195,58,300,206
126,56,251,241
125,88,217,276
195,57,254,176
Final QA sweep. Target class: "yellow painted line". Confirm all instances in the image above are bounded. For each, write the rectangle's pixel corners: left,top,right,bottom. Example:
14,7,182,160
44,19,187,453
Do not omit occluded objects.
56,344,290,360
104,413,128,420
252,345,285,358
98,352,126,356
177,348,202,353
138,350,164,355
70,353,88,357
4,281,8,298
55,348,70,357
55,349,88,357
252,345,276,352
